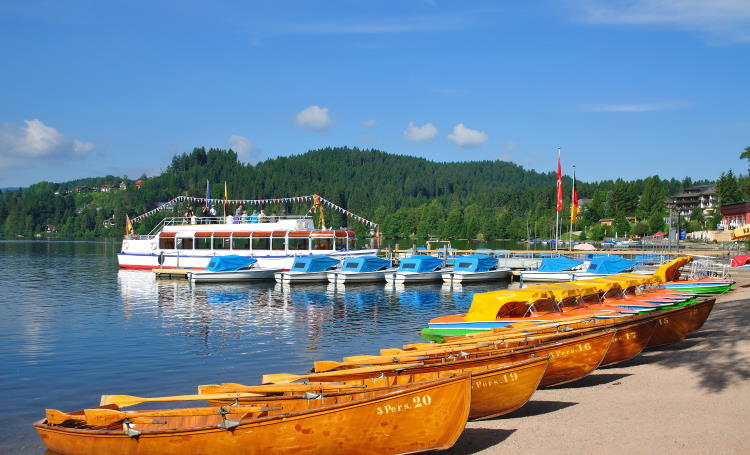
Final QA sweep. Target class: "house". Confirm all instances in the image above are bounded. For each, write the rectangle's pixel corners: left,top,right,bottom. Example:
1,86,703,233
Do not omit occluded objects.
100,184,112,192
134,179,146,189
671,184,717,217
119,181,127,190
720,201,750,231
599,217,636,226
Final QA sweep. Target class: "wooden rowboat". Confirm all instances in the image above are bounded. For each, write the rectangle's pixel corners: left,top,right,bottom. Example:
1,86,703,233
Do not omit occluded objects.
35,375,471,455
211,356,550,421
308,330,615,388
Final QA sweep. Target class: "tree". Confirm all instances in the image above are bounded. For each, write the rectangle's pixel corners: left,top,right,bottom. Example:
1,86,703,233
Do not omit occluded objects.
648,212,664,234
716,170,742,205
690,208,706,232
637,177,666,220
741,146,750,176
633,222,650,236
614,213,630,237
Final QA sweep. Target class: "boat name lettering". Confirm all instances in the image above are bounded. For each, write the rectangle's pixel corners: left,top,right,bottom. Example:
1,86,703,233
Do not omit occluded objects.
550,342,592,358
616,331,638,342
657,318,671,326
376,394,432,415
472,372,519,389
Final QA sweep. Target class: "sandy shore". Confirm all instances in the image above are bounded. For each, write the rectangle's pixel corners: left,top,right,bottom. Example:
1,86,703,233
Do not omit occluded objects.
446,278,750,455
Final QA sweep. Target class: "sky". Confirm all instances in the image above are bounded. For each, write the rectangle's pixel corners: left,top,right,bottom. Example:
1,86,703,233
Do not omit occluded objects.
0,0,749,187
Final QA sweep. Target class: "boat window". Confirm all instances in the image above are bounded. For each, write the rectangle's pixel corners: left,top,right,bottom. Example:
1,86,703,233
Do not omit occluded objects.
252,237,270,250
159,237,175,249
292,262,306,270
272,238,285,250
581,294,599,304
195,237,212,249
313,238,332,250
456,262,472,268
213,236,231,249
232,237,250,249
532,298,558,313
349,239,356,250
401,263,416,270
288,238,308,250
176,238,193,250
343,262,359,270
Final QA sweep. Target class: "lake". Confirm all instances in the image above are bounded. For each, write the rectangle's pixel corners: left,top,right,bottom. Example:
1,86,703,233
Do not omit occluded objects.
0,240,515,453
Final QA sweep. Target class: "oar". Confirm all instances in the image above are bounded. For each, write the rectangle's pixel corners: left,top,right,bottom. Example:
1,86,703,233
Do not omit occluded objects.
85,405,277,426
101,392,290,408
45,409,167,426
198,382,366,394
261,363,424,384
314,354,429,372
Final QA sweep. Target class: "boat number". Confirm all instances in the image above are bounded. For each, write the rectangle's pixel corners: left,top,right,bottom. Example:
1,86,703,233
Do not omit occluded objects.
550,343,592,358
616,331,637,342
473,372,519,389
376,394,432,415
657,318,670,326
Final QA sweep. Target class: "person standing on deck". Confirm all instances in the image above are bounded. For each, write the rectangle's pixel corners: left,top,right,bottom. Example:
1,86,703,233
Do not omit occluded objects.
249,210,259,223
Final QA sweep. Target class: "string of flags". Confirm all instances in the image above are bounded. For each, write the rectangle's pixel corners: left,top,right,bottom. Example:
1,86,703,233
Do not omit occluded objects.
129,195,378,229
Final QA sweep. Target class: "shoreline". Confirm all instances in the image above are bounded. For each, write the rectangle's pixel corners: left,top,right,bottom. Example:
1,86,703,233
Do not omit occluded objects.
446,279,750,454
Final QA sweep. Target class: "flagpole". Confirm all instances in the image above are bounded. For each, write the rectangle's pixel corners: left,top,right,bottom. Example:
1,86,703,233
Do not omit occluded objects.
569,165,575,251
555,147,561,252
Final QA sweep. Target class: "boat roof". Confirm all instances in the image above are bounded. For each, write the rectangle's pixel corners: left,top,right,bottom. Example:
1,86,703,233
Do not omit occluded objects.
537,256,583,272
341,256,390,273
398,255,443,272
290,255,340,272
465,288,554,322
453,254,498,272
585,255,637,274
206,255,257,272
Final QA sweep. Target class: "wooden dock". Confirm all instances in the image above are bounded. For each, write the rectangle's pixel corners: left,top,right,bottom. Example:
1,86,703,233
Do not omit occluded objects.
153,268,194,279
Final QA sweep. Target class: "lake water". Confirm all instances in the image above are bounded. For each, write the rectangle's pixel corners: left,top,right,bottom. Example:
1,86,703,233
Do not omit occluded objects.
0,240,515,453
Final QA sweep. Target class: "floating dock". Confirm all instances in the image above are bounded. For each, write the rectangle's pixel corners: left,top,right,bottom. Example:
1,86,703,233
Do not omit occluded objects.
153,268,193,279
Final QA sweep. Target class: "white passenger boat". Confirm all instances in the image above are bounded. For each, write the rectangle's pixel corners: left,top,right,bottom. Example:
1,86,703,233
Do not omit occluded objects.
118,215,377,270
275,255,341,283
519,256,583,282
385,255,446,284
442,254,511,284
187,255,281,283
327,256,393,283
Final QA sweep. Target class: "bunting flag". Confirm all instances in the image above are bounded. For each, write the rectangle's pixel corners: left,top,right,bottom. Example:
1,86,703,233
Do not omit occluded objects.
570,166,579,223
223,181,229,217
127,194,379,229
556,149,564,212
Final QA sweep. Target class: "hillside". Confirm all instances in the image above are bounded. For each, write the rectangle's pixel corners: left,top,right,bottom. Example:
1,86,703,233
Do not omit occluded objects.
0,147,720,241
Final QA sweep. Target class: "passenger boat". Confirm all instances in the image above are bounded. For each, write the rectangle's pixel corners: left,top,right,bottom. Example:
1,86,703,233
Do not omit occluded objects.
275,255,340,283
571,255,638,280
441,254,511,284
35,375,471,455
327,256,393,283
385,255,446,284
118,216,377,270
187,255,281,283
519,256,583,282
214,356,550,421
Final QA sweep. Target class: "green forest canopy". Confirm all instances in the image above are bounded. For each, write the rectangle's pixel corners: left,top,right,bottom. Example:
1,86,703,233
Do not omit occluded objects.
0,146,733,241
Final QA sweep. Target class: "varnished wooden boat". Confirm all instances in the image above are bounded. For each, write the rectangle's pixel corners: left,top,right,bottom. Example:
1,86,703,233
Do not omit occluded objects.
308,330,615,389
35,375,471,455
600,318,657,366
645,304,694,347
214,356,549,421
685,297,716,333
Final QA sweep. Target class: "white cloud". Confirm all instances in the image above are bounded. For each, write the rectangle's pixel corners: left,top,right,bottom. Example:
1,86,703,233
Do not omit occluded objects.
295,105,332,131
576,0,750,43
0,119,94,169
404,121,438,141
362,119,377,127
228,135,259,163
586,101,693,112
447,123,488,147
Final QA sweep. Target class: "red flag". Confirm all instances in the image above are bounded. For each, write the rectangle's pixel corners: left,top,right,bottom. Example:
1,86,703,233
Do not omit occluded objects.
556,150,563,212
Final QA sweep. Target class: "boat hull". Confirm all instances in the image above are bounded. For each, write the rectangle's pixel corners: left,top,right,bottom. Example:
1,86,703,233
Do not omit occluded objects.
34,376,471,455
646,305,694,347
600,319,657,366
188,269,281,283
385,271,444,283
519,271,573,282
442,269,511,283
327,270,390,283
275,271,333,283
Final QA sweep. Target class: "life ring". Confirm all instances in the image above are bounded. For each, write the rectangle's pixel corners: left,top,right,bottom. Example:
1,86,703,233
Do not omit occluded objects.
158,251,165,266
150,241,157,250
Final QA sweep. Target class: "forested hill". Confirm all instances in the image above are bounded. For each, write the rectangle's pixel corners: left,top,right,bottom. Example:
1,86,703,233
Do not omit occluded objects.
0,146,722,240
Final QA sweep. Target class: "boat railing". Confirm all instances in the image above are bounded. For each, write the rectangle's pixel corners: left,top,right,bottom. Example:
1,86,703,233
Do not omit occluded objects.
144,215,313,236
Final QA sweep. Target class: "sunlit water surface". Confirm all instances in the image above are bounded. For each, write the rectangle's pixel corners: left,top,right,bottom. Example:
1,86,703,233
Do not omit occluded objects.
0,240,514,453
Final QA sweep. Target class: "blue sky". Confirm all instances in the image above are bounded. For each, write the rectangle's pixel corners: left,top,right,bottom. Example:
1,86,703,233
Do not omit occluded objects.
1,0,748,187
